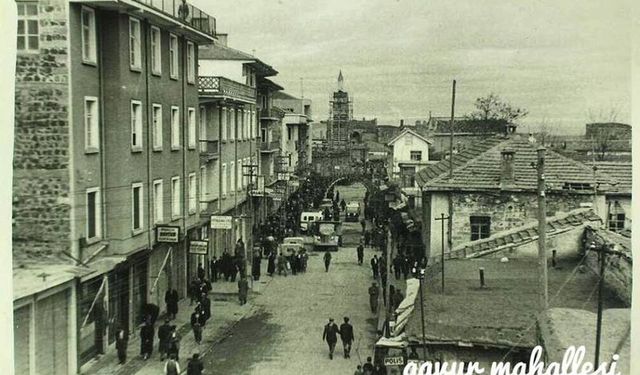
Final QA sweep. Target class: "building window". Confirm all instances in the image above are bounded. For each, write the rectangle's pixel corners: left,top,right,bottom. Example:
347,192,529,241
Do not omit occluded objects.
169,33,178,79
84,97,99,152
132,183,143,232
171,176,181,219
221,108,228,141
221,163,227,196
188,172,196,214
230,162,235,192
410,151,422,161
199,106,207,151
86,187,101,240
186,41,195,83
188,107,196,149
288,127,292,141
129,17,142,70
150,26,161,75
171,106,180,149
200,166,207,204
237,159,242,191
608,202,626,232
81,7,96,63
229,109,235,140
151,104,163,150
17,2,39,52
470,216,491,241
153,179,163,224
131,100,142,151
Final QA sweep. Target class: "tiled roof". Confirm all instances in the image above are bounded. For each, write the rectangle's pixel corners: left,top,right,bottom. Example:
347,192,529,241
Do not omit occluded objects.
404,256,624,348
446,209,601,259
590,162,632,193
387,128,432,146
587,227,632,259
199,43,255,60
414,136,504,186
422,135,618,193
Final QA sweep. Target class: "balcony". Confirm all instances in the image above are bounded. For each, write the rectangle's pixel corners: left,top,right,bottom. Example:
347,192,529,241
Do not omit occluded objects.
260,108,282,120
198,76,256,103
260,140,280,153
199,139,219,161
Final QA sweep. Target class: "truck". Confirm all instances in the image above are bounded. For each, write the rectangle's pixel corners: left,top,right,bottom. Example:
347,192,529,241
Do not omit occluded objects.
344,201,361,222
310,220,342,252
300,211,323,233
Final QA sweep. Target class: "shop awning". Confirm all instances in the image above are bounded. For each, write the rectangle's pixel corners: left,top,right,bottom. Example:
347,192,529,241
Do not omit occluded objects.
376,333,409,348
392,278,420,336
14,263,92,301
80,255,127,282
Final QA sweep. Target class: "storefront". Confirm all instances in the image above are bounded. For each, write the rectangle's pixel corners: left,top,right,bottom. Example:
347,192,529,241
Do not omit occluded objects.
187,225,209,282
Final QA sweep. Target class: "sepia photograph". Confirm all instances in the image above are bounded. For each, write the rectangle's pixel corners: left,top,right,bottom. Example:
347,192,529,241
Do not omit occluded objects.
3,0,637,374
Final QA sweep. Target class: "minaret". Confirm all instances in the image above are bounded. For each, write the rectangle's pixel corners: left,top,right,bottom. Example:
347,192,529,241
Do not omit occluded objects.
337,70,344,92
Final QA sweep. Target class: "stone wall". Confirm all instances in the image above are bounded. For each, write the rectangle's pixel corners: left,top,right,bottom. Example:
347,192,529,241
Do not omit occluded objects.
13,0,71,260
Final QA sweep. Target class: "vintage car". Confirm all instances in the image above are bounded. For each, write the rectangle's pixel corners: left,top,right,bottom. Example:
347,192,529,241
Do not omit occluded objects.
300,211,323,233
344,201,361,222
310,221,343,252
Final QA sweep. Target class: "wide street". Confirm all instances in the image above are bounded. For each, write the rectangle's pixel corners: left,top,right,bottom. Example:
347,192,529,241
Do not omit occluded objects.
204,183,379,374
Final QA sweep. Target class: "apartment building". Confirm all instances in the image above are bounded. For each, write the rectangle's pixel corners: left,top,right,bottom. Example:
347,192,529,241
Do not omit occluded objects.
12,0,216,372
197,39,279,262
272,91,313,175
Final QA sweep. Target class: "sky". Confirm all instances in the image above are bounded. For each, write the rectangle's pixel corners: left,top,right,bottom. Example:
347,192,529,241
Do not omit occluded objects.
191,0,632,134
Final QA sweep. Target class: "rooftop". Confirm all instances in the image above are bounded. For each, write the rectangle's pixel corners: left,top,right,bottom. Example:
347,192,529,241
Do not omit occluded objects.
404,257,627,348
590,162,632,193
199,43,277,77
426,117,508,134
387,128,432,146
417,135,619,193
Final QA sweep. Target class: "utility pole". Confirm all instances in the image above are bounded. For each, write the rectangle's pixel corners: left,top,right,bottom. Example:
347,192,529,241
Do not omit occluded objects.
243,161,258,279
448,80,456,179
536,147,548,311
386,229,392,315
435,213,450,293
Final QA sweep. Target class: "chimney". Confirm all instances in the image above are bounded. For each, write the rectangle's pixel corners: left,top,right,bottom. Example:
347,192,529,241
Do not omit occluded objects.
400,119,404,127
500,149,516,189
216,33,228,47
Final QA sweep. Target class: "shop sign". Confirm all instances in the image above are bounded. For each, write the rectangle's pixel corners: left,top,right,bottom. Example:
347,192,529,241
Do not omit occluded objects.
189,240,209,255
210,215,233,229
384,356,405,366
156,226,180,243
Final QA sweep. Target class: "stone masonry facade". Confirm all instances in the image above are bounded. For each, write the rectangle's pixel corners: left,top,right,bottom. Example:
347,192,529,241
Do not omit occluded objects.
13,0,71,260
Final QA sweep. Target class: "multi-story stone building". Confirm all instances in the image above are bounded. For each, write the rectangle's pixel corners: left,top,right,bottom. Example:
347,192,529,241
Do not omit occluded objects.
12,0,216,372
197,39,280,262
272,91,312,174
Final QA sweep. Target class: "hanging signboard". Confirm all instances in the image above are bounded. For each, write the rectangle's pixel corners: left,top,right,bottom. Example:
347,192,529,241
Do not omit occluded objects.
210,215,233,230
156,225,180,243
189,240,209,255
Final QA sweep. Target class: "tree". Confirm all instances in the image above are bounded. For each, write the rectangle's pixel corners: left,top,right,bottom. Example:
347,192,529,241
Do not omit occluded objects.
587,107,621,161
468,93,528,123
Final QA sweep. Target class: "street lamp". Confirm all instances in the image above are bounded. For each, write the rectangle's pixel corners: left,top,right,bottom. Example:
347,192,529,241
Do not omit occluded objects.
412,265,427,361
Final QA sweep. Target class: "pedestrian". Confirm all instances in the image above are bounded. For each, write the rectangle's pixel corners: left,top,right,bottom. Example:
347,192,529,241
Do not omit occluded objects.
252,250,262,281
277,252,288,276
339,317,354,358
190,308,204,344
357,243,364,265
165,288,179,320
139,319,154,360
360,218,366,234
267,251,276,276
354,365,364,375
200,293,211,324
335,190,340,204
373,361,388,375
197,263,206,281
363,357,375,375
189,278,200,305
364,230,371,247
238,276,249,305
142,303,160,325
340,199,347,212
164,353,180,375
324,250,332,272
368,282,379,313
167,326,181,360
301,250,309,272
210,257,219,282
221,251,232,281
370,255,379,279
115,325,128,365
393,255,402,280
235,238,245,257
158,318,172,360
187,353,205,375
322,318,340,360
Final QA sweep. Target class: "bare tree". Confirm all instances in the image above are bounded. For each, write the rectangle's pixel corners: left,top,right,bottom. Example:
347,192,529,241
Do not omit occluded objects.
468,93,528,123
586,107,621,161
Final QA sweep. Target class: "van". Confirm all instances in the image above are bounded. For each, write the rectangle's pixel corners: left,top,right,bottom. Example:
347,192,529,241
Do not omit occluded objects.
300,211,323,233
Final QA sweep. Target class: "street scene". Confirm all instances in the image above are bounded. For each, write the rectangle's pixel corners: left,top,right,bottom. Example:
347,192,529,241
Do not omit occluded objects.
7,0,634,374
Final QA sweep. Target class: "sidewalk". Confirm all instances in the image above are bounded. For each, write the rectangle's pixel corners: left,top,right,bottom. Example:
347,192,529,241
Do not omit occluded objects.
81,276,273,375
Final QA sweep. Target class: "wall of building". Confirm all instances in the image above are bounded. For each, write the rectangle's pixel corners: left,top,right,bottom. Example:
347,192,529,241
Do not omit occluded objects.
390,132,430,175
199,59,247,83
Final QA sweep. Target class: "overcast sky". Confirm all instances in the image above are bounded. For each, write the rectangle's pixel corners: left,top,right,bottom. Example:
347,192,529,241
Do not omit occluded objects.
191,0,631,134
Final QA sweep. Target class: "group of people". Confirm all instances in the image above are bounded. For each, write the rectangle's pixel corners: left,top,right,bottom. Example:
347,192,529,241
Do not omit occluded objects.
322,317,355,360
209,247,246,283
268,249,309,277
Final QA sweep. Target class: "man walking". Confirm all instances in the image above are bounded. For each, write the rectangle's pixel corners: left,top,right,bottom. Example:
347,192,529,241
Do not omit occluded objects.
357,243,364,265
190,308,204,345
339,317,354,358
139,319,154,360
322,318,340,359
210,257,219,282
238,276,249,305
368,282,379,313
115,325,128,364
370,255,379,279
200,293,211,325
360,218,366,234
324,250,332,272
187,353,205,375
158,318,172,360
165,288,179,320
164,353,180,375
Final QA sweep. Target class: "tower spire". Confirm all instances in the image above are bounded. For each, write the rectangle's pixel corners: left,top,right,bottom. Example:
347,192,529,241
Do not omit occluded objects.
337,70,344,91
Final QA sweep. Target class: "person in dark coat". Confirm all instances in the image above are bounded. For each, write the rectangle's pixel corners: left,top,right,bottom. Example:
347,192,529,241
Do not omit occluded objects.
323,207,332,221
393,255,403,280
322,318,340,360
402,256,410,279
370,255,379,279
200,293,211,324
373,361,388,375
140,319,154,360
158,318,172,360
252,250,262,281
115,325,128,364
364,230,371,247
357,243,364,265
187,353,205,375
165,288,179,320
210,257,219,282
189,278,200,305
238,276,249,305
340,199,347,212
267,251,276,276
167,326,181,360
142,303,160,325
368,283,379,313
339,317,354,358
324,250,332,272
197,263,206,281
190,308,205,344
363,357,375,374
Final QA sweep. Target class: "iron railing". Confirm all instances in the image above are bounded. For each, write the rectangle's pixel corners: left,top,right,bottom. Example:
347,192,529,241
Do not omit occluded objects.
199,139,219,158
134,0,216,37
198,76,256,102
260,140,280,151
260,108,281,119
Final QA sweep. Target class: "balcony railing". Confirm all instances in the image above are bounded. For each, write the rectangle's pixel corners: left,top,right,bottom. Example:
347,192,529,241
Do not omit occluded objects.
198,76,256,103
134,0,216,37
260,108,280,119
260,140,280,152
199,139,219,159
